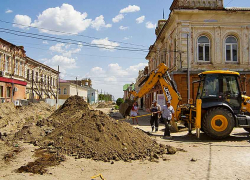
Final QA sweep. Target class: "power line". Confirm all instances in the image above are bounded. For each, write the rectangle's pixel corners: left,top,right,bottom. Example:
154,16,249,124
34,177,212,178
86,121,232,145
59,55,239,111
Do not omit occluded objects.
0,28,149,52
0,19,148,48
6,41,145,60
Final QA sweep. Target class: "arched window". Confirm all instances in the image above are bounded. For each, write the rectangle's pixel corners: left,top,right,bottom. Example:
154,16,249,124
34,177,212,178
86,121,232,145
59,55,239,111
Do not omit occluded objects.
198,36,210,61
225,36,238,62
63,88,67,95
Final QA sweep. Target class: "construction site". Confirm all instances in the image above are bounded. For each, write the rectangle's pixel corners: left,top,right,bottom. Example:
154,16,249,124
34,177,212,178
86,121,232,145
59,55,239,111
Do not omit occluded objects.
1,0,250,179
0,95,249,180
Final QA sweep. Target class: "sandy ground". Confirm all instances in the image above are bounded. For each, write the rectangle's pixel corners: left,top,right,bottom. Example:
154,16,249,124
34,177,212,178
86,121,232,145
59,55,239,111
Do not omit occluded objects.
1,108,250,180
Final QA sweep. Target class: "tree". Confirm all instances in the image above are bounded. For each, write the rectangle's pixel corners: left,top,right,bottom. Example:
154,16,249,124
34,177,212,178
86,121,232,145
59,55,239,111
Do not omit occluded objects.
116,98,124,106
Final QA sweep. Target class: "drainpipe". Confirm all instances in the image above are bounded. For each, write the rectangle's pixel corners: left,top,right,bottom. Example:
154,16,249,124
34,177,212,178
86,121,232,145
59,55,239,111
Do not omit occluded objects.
187,33,190,101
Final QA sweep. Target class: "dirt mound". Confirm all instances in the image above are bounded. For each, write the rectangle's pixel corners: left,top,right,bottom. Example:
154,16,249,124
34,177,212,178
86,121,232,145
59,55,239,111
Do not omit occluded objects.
38,96,172,162
96,102,113,108
0,101,54,137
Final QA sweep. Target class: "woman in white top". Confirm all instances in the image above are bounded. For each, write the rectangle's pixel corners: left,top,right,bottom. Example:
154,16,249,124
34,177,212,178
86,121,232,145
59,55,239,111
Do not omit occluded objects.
130,102,139,125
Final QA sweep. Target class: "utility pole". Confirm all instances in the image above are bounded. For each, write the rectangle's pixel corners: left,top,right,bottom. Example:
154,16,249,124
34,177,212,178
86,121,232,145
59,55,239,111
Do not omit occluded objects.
76,76,78,96
32,70,34,103
187,33,190,102
56,65,59,109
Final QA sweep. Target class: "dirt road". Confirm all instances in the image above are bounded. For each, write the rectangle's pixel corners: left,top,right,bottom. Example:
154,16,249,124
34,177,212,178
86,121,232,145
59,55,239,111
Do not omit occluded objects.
1,109,250,180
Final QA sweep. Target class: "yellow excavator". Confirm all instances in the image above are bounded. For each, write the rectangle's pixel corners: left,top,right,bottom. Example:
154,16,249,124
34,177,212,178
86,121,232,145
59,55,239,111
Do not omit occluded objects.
120,63,250,139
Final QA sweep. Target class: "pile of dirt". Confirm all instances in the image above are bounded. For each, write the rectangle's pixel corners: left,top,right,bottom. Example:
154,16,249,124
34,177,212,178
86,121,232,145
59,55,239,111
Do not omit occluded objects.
38,96,175,162
96,102,113,108
0,101,55,138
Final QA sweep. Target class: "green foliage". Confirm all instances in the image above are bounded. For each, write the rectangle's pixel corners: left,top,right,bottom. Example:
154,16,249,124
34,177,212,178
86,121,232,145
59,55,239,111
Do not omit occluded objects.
114,105,119,110
98,94,112,101
116,98,124,106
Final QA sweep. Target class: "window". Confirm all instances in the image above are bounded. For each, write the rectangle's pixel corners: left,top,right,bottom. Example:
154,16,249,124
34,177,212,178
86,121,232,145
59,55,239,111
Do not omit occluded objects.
5,56,9,72
92,93,94,96
197,36,210,61
27,69,30,80
0,54,2,67
19,62,22,76
15,60,18,75
44,75,47,85
225,36,238,62
7,87,11,97
63,88,67,94
59,88,61,94
0,86,3,97
36,72,38,82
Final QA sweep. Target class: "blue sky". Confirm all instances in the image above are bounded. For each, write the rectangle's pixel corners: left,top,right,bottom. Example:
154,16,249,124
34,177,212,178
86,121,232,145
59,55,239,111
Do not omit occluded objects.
0,0,249,99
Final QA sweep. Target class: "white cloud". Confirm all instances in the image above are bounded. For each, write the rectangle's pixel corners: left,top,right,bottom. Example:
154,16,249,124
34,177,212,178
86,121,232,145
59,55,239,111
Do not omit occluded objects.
13,15,31,29
5,9,13,13
86,62,147,99
31,4,92,35
112,14,124,23
119,26,129,30
49,43,82,57
120,5,140,13
44,55,77,78
123,36,132,40
146,21,156,29
91,37,119,51
136,16,145,24
91,15,112,31
42,40,48,44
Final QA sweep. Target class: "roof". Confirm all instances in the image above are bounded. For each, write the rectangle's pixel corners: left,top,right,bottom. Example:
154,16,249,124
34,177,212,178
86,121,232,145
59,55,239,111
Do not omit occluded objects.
123,84,135,91
199,70,240,76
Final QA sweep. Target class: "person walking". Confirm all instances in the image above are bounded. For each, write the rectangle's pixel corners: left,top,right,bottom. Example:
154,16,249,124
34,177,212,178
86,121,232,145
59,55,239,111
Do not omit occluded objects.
130,102,139,125
161,100,175,138
150,100,161,132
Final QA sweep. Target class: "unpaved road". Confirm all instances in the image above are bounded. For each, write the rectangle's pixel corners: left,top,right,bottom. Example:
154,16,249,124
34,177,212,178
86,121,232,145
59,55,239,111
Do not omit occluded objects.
1,109,250,180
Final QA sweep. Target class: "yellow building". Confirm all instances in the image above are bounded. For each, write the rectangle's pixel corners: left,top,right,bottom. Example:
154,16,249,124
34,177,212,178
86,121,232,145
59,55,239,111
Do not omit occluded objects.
146,0,250,105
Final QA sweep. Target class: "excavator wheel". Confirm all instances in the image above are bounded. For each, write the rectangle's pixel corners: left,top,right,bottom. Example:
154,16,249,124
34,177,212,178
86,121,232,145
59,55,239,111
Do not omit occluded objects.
202,107,235,139
243,128,250,133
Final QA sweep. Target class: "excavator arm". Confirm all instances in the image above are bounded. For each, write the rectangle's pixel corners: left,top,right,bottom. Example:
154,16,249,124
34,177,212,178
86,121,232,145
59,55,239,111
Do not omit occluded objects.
119,63,181,117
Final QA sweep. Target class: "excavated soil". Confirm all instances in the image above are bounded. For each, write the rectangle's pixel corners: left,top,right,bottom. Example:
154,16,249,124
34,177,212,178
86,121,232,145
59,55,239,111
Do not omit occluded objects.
0,101,55,141
96,102,113,108
38,96,174,162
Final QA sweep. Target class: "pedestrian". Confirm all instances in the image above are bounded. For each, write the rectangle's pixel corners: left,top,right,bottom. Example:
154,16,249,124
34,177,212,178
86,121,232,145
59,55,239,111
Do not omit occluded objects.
161,100,175,138
130,102,138,125
150,100,161,132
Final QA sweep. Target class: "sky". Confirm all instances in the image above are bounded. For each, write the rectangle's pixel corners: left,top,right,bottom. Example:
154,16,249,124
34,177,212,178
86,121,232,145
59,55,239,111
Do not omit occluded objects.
0,0,249,99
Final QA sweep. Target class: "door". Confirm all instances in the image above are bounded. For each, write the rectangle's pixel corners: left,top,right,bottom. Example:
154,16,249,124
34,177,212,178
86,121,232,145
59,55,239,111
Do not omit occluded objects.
222,75,241,112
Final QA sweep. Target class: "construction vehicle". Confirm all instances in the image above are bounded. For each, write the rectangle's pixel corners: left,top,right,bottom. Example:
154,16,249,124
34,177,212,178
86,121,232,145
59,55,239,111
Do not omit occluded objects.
119,63,250,139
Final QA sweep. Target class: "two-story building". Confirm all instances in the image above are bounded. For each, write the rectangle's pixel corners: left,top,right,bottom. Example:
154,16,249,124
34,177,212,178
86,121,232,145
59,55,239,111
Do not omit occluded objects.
146,0,250,107
0,38,27,102
0,38,59,102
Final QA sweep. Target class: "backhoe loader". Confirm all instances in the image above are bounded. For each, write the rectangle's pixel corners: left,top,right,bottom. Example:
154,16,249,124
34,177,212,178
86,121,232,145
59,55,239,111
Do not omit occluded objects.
120,63,250,139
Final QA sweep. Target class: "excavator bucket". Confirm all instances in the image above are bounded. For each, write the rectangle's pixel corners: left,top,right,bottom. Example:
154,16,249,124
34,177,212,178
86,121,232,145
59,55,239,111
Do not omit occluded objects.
119,99,135,117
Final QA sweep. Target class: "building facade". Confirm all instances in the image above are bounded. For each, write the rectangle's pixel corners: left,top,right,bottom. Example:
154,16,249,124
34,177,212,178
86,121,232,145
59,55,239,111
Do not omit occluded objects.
25,57,58,100
134,66,148,109
0,38,27,102
87,87,98,104
0,38,59,102
59,80,88,101
146,0,250,107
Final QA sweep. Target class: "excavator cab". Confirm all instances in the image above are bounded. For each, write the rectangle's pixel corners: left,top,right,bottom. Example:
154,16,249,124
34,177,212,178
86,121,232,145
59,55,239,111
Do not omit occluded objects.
193,70,250,139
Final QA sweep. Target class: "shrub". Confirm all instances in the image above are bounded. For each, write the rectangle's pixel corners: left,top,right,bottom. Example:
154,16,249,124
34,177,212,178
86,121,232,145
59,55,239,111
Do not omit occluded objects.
116,98,124,106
